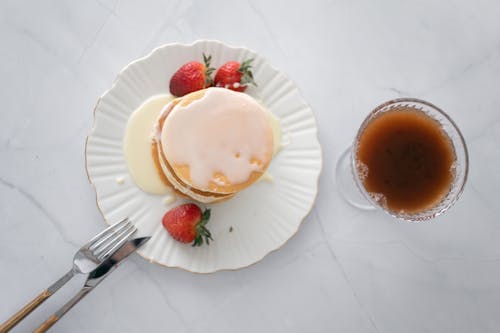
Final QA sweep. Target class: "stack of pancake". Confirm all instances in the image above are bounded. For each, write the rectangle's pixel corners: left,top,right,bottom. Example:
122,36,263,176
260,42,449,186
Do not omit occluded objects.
152,87,275,203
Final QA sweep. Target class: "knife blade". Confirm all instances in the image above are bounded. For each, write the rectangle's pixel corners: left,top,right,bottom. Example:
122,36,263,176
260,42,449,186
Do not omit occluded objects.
84,236,150,288
33,236,150,333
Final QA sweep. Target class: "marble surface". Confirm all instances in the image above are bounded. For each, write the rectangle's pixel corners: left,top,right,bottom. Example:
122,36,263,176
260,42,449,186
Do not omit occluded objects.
1,0,499,332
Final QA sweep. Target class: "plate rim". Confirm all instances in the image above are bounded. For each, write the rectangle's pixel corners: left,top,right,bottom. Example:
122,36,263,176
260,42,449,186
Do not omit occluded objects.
85,39,323,273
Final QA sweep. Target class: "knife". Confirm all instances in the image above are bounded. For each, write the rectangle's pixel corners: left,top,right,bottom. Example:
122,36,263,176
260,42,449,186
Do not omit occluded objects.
33,236,150,333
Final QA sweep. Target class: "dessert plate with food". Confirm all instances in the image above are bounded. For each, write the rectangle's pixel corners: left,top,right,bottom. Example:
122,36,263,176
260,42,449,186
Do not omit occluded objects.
86,40,322,273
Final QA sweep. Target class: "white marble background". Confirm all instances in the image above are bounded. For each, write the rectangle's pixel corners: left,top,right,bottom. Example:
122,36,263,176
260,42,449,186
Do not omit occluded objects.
1,0,499,332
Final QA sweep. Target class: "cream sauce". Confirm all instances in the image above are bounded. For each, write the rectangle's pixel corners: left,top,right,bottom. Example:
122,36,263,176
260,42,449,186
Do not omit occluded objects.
259,171,274,183
269,112,282,155
163,194,177,205
124,95,173,195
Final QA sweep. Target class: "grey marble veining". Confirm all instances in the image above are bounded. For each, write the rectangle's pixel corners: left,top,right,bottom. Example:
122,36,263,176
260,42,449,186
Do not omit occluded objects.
1,0,500,332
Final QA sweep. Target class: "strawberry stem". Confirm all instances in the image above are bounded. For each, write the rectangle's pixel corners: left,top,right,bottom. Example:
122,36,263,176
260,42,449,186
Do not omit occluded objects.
192,208,213,247
238,58,257,87
203,53,215,87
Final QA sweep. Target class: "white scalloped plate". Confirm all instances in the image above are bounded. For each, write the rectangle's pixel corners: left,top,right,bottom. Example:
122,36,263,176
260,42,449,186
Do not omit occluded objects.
86,40,322,273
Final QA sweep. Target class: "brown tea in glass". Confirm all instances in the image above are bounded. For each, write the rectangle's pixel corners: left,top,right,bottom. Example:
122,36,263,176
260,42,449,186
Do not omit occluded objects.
336,98,468,221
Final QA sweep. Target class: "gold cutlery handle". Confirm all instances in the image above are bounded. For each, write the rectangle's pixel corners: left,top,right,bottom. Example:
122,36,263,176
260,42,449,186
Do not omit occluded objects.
0,290,52,333
34,285,92,333
33,314,59,333
0,270,75,333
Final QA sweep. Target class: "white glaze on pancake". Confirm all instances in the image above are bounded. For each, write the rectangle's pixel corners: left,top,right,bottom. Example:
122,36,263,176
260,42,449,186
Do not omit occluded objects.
161,88,274,190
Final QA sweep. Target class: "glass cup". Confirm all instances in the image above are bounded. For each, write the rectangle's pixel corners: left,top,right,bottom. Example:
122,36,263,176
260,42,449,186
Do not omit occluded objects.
336,98,469,221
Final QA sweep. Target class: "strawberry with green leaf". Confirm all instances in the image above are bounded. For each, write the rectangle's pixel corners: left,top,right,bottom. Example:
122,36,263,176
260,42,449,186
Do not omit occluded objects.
162,203,212,246
214,58,257,92
169,54,215,97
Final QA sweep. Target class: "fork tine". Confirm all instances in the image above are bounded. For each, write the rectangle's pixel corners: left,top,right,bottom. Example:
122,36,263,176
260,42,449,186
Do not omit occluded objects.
87,217,129,245
94,224,137,259
88,220,132,251
98,227,138,260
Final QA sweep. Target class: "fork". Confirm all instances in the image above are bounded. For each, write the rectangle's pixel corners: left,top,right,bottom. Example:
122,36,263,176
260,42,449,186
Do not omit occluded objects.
0,218,136,332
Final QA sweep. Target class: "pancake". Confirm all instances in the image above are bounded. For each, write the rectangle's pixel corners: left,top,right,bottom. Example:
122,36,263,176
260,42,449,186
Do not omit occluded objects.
153,87,274,203
152,94,234,203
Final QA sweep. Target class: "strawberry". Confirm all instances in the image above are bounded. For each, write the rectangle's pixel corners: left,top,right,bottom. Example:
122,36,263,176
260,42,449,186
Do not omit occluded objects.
214,59,257,92
169,54,215,97
162,203,212,246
